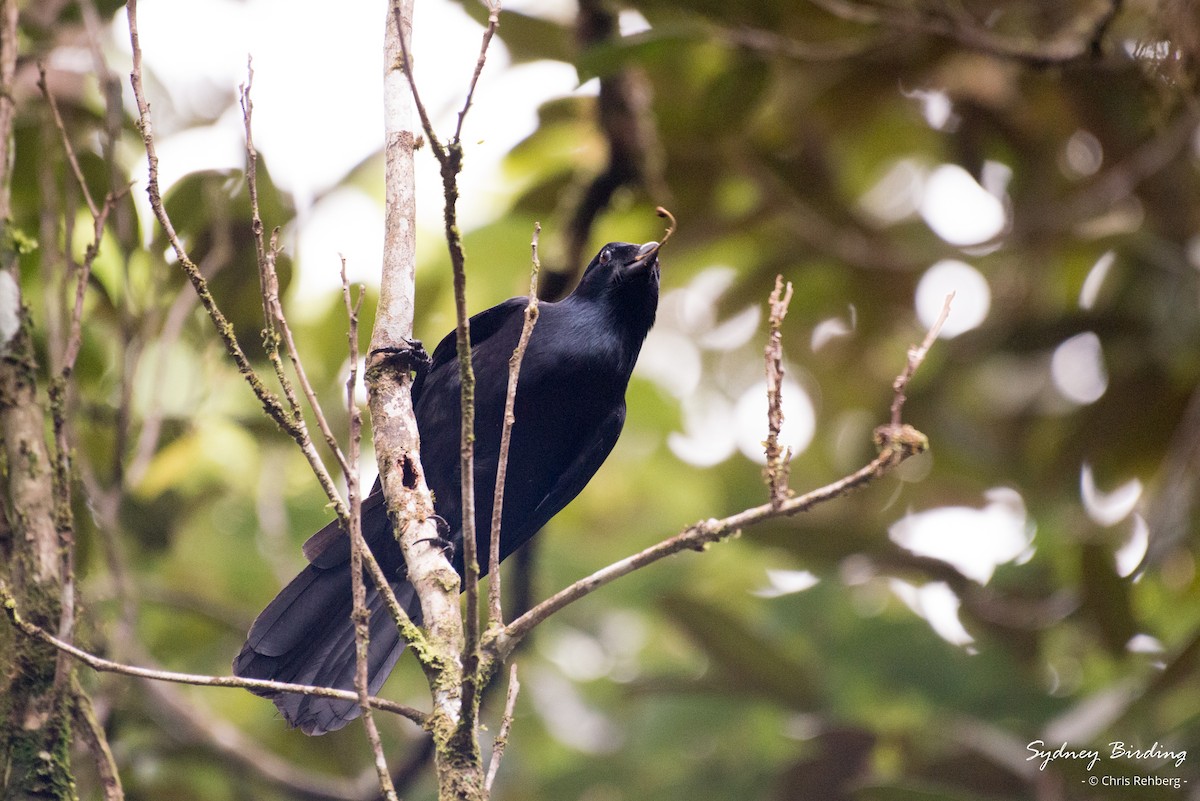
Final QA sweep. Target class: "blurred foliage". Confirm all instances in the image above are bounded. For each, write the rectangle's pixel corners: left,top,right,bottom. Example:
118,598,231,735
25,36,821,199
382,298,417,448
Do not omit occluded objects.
9,0,1200,799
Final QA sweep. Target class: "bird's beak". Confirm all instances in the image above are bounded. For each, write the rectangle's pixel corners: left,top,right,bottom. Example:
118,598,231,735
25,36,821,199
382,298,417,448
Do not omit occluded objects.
631,240,661,271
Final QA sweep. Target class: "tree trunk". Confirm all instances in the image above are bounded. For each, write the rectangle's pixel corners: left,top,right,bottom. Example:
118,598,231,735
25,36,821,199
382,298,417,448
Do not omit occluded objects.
0,0,78,796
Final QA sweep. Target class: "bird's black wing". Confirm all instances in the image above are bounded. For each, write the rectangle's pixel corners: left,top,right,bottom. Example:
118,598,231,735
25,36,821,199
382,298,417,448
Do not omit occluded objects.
495,402,627,561
412,297,529,403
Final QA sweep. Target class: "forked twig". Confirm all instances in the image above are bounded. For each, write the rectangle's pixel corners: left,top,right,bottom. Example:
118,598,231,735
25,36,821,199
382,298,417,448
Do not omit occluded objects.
239,62,349,516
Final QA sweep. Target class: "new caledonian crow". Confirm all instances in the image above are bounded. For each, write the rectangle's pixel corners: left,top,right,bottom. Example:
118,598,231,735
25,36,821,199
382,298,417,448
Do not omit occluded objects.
234,239,664,734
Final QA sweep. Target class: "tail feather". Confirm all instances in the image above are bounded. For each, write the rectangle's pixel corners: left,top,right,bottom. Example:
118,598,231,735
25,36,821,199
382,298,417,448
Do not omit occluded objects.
234,564,421,735
234,498,420,735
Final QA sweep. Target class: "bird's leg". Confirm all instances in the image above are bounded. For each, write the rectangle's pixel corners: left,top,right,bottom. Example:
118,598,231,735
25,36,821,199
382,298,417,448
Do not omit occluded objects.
369,338,432,379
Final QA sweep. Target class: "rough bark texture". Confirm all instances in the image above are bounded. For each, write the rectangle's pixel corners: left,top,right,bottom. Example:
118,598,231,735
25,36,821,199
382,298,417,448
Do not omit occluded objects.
0,2,78,797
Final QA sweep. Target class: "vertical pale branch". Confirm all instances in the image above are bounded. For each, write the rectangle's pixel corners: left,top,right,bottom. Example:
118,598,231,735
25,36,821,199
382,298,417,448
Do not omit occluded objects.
373,0,463,734
763,275,794,508
488,224,542,627
454,0,501,143
386,2,504,796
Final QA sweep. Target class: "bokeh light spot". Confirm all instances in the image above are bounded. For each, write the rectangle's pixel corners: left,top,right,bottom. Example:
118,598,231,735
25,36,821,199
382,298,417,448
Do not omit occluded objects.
919,163,1007,246
1051,332,1107,405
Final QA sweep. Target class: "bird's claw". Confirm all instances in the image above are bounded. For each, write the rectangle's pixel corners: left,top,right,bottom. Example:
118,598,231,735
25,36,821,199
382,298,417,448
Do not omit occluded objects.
369,339,431,378
414,514,455,557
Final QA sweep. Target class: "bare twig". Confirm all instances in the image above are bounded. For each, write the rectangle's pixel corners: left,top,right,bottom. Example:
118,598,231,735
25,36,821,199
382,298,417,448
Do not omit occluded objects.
48,190,120,690
891,292,954,427
453,1,501,143
763,275,794,508
72,677,125,801
272,254,353,477
484,664,521,793
0,584,428,725
494,292,947,653
36,63,98,217
239,64,348,517
499,447,910,650
38,59,126,692
392,3,441,162
343,262,398,801
488,223,542,627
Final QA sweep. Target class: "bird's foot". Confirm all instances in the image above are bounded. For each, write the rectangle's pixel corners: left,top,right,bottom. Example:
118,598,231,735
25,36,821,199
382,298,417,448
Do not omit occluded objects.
414,514,455,557
369,339,431,379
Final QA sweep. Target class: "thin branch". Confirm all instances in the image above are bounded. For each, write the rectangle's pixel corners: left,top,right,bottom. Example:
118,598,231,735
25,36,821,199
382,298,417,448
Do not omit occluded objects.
38,64,126,689
239,63,348,517
763,275,794,508
392,3,444,162
241,58,273,345
48,189,119,690
495,294,950,653
488,224,541,627
499,447,907,649
453,1,501,143
891,292,953,427
36,63,98,217
0,584,428,725
72,678,125,801
273,245,353,479
343,261,398,801
484,663,520,793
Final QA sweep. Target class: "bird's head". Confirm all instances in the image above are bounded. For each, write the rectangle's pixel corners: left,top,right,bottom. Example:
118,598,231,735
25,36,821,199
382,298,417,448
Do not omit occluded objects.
574,241,661,299
568,240,662,364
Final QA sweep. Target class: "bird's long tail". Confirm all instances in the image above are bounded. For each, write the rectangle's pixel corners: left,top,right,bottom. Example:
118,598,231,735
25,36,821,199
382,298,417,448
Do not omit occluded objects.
233,497,417,735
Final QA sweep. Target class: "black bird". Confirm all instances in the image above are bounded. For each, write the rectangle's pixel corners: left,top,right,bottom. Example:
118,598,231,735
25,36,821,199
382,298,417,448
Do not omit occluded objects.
234,241,662,734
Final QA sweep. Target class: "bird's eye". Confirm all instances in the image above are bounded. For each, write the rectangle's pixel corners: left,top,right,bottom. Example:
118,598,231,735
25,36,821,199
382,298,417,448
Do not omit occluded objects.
599,248,611,266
